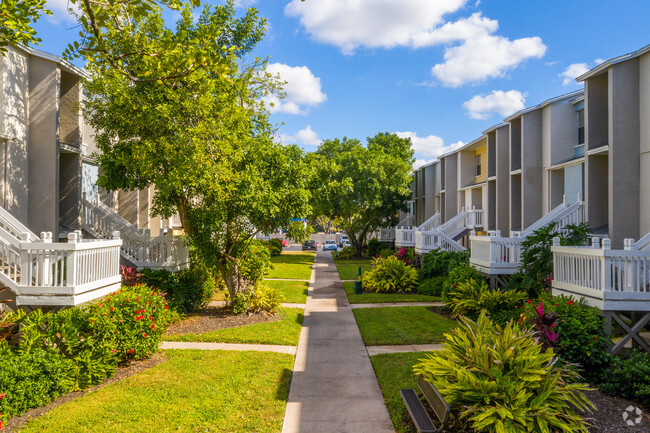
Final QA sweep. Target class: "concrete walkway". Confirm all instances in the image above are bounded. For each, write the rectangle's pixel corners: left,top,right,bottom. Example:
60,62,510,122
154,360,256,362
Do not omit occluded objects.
282,251,394,433
160,341,297,354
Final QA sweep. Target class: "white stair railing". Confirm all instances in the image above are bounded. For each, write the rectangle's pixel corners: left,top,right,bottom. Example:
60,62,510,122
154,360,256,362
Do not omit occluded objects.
0,206,39,243
634,233,650,251
419,212,441,232
515,195,584,238
81,198,189,270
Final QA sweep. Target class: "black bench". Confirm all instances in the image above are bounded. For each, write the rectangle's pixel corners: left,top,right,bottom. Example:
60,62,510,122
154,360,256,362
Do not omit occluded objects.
400,375,450,433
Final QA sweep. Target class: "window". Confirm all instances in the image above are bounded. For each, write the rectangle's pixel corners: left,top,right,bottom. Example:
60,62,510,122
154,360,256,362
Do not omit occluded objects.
475,154,482,177
577,109,585,145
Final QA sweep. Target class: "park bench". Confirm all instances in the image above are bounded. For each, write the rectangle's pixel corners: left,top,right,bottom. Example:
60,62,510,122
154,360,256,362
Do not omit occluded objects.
400,375,450,433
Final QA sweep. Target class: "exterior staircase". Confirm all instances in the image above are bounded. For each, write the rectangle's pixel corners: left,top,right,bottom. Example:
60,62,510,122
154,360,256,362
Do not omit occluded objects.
414,207,483,255
81,198,189,270
395,213,439,249
470,195,585,275
0,206,122,311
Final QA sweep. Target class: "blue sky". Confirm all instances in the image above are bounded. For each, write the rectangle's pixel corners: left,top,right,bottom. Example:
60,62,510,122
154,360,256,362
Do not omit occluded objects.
33,0,650,167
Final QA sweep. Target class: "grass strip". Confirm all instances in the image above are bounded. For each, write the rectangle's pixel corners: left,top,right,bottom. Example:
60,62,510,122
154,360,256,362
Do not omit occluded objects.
266,252,315,280
162,307,303,346
371,352,428,433
334,260,373,280
20,350,294,433
353,306,457,345
264,279,309,303
343,281,440,304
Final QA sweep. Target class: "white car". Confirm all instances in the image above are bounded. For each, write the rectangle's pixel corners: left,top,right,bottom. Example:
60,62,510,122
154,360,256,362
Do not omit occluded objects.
339,234,349,248
342,240,351,248
323,240,338,251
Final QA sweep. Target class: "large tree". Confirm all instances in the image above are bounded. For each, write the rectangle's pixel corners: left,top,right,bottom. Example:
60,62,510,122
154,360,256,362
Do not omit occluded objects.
309,133,414,256
0,0,51,51
85,3,311,299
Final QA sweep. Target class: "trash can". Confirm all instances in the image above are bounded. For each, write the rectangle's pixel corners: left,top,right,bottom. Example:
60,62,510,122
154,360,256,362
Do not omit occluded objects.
354,280,363,295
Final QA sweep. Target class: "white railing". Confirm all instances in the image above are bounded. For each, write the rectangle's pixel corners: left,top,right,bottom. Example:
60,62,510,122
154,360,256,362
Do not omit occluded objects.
471,198,585,275
397,214,416,229
377,227,395,242
395,227,416,248
469,231,522,274
0,206,38,243
514,195,584,237
552,236,650,311
420,212,441,232
635,233,650,251
81,198,189,270
415,230,467,255
0,230,122,308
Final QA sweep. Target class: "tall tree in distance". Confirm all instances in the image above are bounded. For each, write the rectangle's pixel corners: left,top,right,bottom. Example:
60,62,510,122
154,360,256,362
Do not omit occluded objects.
309,133,414,256
85,3,311,300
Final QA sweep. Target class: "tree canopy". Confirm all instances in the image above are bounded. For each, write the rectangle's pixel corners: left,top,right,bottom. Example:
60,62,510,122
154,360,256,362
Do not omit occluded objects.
85,2,311,297
309,133,414,255
0,0,51,51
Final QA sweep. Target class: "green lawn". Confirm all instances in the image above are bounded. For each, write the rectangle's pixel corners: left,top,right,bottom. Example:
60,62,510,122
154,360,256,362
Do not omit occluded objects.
353,306,457,345
266,252,315,280
371,352,428,433
343,281,440,304
334,259,373,280
264,279,309,303
163,307,303,346
20,350,293,433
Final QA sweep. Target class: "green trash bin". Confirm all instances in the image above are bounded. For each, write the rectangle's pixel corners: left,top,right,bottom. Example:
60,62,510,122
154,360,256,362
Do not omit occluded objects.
354,280,363,295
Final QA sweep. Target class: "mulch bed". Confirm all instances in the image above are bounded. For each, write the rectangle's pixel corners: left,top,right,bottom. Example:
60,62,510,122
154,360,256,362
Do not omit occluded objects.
2,353,167,433
583,390,649,432
164,305,281,335
427,305,455,320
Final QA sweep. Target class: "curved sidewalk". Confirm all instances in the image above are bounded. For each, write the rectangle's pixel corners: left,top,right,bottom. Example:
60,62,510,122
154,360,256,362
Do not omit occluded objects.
282,250,394,433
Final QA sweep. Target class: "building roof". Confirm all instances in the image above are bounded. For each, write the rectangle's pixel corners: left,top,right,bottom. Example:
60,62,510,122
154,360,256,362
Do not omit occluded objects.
577,44,650,81
16,44,88,79
504,89,584,122
482,122,508,135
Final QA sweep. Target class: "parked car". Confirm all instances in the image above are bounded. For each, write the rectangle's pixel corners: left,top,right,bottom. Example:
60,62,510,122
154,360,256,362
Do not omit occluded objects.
342,240,351,248
323,240,338,251
339,234,348,248
302,240,317,251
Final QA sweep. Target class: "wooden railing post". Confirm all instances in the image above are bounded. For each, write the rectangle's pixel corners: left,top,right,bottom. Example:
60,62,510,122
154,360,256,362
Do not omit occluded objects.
18,232,30,286
601,239,612,291
67,232,78,287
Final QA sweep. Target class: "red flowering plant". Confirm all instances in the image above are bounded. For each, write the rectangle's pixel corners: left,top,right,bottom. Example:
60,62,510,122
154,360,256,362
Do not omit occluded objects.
520,294,612,383
120,265,143,287
395,247,417,266
88,284,178,362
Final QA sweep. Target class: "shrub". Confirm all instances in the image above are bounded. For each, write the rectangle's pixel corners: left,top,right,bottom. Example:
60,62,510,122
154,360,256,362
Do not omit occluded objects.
416,276,446,297
0,344,76,420
361,256,418,293
140,267,216,313
521,295,612,383
336,246,355,260
441,264,485,302
395,247,416,266
446,279,526,326
249,283,284,314
120,265,143,286
600,350,650,406
413,313,593,433
268,238,283,256
239,239,271,284
367,238,383,257
230,292,251,315
419,249,470,280
516,222,591,298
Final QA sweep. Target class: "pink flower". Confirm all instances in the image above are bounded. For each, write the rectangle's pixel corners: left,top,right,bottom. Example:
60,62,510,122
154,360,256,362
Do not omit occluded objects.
0,392,5,399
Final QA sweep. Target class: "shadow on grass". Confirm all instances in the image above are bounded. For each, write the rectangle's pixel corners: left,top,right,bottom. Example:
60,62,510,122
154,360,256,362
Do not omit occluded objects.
271,254,316,266
276,368,294,401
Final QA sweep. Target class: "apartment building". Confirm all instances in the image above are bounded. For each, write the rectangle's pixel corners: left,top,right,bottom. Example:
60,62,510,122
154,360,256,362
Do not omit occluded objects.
405,44,650,265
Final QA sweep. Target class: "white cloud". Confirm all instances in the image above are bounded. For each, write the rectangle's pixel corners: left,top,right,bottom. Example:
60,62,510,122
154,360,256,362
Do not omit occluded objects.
46,0,78,23
264,63,327,115
278,126,322,147
285,0,468,54
285,1,546,87
235,0,257,8
559,63,590,86
431,33,546,87
463,90,526,120
395,131,464,162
